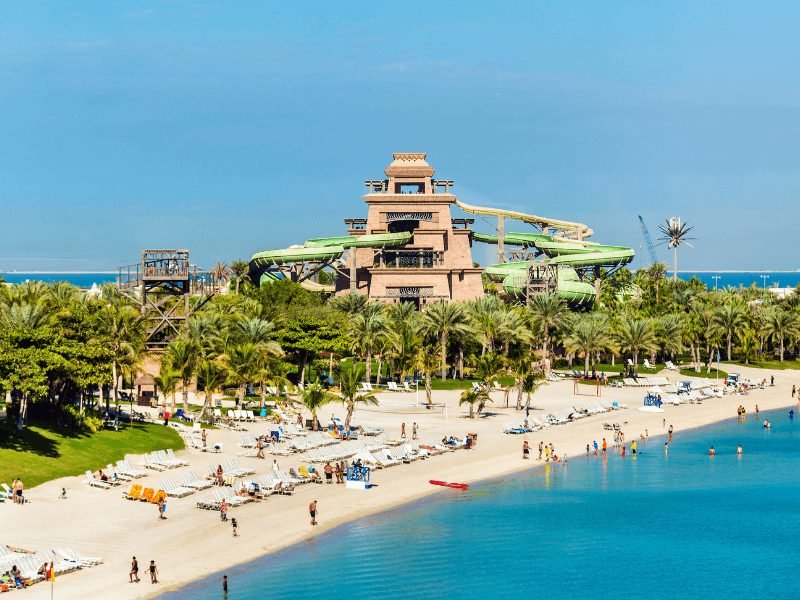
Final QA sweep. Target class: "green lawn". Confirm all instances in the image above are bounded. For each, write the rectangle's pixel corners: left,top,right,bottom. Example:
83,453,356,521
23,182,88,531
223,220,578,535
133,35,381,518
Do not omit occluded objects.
0,422,184,489
679,367,728,380
723,360,800,371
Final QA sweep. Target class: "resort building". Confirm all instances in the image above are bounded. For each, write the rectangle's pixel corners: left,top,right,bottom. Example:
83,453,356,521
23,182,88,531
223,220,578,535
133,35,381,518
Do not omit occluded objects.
339,153,484,307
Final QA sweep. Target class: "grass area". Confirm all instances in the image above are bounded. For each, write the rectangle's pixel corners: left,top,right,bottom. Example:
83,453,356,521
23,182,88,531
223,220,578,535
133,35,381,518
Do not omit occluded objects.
0,422,184,489
723,360,800,371
679,368,728,380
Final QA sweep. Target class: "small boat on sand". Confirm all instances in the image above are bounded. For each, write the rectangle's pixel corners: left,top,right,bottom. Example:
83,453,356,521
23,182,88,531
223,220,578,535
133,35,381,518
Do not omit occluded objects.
429,480,469,490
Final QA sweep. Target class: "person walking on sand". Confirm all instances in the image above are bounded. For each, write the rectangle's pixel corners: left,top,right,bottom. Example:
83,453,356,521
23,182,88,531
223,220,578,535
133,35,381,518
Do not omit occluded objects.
220,499,228,522
793,384,796,398
324,462,333,484
309,500,318,526
522,440,530,460
149,560,158,584
272,458,280,472
544,444,551,462
412,422,418,440
538,441,544,460
129,556,140,583
401,422,406,439
256,437,265,459
231,517,238,537
202,428,207,449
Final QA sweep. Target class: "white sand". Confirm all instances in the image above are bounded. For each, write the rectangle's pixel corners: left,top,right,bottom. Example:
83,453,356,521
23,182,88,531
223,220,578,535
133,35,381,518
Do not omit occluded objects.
6,366,798,599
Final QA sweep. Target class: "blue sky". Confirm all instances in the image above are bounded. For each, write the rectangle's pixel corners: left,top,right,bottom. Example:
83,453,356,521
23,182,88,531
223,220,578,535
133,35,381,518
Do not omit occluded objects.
2,1,799,271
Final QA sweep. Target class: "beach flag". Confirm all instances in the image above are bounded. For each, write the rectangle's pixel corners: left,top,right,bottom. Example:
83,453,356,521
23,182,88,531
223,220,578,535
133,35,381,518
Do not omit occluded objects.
48,562,55,582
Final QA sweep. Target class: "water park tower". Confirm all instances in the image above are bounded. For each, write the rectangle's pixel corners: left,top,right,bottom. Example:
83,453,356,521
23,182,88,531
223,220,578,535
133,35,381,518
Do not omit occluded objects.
343,153,484,306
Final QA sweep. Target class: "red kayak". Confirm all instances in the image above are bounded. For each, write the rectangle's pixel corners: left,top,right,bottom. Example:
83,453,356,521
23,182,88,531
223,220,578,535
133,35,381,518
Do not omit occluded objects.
429,479,469,490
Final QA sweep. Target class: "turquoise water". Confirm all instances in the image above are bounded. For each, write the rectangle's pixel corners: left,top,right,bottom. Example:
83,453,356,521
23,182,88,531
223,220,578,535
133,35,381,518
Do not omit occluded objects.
1,272,116,287
162,409,800,599
674,271,800,290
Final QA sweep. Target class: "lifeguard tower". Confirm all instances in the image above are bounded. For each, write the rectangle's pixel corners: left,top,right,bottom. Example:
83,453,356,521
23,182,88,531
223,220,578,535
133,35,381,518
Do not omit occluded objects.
117,250,216,350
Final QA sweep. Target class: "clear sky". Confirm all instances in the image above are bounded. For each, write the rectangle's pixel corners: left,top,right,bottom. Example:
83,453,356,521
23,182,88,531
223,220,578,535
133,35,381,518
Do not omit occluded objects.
2,1,799,271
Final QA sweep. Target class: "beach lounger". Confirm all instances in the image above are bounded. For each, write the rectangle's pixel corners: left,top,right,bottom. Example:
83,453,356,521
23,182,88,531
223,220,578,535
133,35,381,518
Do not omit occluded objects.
85,470,120,489
159,478,195,498
139,487,155,503
116,460,147,478
123,484,142,500
665,361,679,371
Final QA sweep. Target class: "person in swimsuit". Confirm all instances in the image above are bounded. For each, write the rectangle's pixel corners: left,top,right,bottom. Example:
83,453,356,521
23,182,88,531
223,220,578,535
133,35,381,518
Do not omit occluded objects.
149,560,158,584
130,556,140,583
324,462,333,484
522,440,530,459
709,446,715,456
309,500,318,526
737,444,743,455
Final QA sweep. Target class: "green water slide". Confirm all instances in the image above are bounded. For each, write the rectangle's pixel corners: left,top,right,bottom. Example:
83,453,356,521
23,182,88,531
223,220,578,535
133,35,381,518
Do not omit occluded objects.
476,230,634,303
250,232,413,292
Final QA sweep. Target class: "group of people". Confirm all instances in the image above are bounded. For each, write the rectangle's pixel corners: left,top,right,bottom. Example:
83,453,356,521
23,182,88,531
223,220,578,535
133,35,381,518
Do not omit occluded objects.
400,422,419,440
708,444,743,456
129,557,159,584
323,461,347,484
2,564,29,589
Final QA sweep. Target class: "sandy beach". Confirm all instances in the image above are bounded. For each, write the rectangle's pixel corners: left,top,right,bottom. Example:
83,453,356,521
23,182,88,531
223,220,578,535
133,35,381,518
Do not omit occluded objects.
7,365,798,600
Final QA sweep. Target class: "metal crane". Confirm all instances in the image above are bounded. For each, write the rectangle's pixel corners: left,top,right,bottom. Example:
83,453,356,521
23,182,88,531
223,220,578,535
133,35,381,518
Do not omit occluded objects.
638,215,658,265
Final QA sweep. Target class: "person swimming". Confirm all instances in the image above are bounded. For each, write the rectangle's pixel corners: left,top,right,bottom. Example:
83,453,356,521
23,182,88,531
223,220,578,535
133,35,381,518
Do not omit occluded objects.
790,410,795,419
737,444,743,455
764,420,771,429
709,446,715,456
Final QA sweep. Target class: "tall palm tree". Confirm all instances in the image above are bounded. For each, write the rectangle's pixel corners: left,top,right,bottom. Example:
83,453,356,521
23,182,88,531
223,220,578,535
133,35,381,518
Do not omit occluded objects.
229,260,250,293
762,307,800,362
712,302,747,361
521,373,540,411
222,342,262,406
196,359,226,421
166,338,198,412
211,262,230,290
154,367,180,415
615,318,658,371
658,218,695,282
563,314,613,376
419,302,471,380
348,306,387,382
300,382,334,430
527,292,566,362
386,303,420,380
414,346,439,406
657,314,684,361
467,295,502,355
336,366,379,429
96,301,146,411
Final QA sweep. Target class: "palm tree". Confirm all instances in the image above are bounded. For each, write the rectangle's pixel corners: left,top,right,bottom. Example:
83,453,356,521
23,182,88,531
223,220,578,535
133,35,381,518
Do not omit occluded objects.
336,366,379,429
96,300,146,411
467,295,502,355
657,314,684,361
762,307,800,362
527,292,566,362
329,291,368,316
658,218,695,282
300,383,334,430
459,387,491,419
712,302,747,361
386,303,420,380
521,373,540,411
166,338,198,412
196,359,226,421
644,262,669,304
154,367,180,415
419,302,471,380
615,318,658,371
211,262,230,290
348,305,387,382
222,342,262,406
738,326,759,365
563,314,613,376
414,346,439,406
229,260,250,293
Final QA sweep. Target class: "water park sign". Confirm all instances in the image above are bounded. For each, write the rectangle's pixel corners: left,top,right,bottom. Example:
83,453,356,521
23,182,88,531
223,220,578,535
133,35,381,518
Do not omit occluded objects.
386,212,433,222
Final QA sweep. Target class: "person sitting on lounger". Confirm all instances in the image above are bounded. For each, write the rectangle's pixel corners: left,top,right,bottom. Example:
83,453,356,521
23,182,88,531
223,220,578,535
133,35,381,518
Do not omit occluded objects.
37,563,48,577
97,470,109,482
308,468,322,483
238,483,249,497
9,566,23,589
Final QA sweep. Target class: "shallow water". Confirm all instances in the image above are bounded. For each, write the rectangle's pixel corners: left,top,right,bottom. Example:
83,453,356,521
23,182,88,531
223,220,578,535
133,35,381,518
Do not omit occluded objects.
162,409,800,599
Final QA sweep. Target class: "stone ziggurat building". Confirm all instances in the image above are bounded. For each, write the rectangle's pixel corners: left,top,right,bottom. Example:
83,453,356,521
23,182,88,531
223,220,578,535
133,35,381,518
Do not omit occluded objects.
339,153,484,306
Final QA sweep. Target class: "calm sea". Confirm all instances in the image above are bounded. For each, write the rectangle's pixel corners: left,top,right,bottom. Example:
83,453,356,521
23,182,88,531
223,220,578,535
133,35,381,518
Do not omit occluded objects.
161,408,800,600
0,273,117,287
674,271,800,290
3,271,799,291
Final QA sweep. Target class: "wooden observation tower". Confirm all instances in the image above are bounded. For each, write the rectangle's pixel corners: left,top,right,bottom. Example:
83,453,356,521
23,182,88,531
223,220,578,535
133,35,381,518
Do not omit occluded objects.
117,250,216,351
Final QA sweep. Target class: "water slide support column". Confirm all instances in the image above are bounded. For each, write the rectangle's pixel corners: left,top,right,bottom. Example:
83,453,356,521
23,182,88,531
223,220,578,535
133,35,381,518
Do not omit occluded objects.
497,215,505,263
349,249,356,292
